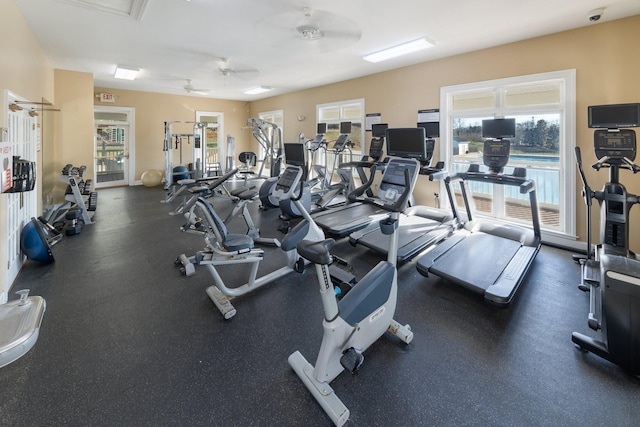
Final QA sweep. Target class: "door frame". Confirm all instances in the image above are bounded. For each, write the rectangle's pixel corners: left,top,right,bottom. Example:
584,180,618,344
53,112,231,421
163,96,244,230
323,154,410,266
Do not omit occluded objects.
94,105,135,188
195,110,224,171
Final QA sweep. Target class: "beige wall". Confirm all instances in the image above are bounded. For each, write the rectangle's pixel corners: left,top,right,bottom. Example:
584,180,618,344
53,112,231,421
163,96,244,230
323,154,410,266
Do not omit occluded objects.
0,0,54,288
251,15,640,249
52,69,95,201
93,88,251,181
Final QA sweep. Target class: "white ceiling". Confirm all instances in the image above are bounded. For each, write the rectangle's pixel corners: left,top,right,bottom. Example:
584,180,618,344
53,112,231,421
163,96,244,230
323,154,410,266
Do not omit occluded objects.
13,0,640,101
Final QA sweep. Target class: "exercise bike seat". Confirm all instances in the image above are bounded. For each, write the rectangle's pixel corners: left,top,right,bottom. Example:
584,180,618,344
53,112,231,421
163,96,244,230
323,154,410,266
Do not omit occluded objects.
297,238,335,265
338,261,394,327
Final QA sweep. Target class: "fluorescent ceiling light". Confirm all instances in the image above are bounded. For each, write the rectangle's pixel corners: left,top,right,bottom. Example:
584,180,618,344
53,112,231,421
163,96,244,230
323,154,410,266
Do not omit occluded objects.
363,38,434,63
244,86,272,95
114,66,139,80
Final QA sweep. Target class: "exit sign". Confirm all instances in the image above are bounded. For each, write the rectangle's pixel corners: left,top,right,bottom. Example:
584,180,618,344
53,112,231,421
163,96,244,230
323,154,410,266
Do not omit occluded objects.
99,93,115,103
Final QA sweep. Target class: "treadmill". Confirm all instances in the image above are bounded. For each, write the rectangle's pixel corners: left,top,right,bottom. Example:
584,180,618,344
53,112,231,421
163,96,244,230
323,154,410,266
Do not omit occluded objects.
310,124,391,237
416,118,541,308
349,128,454,263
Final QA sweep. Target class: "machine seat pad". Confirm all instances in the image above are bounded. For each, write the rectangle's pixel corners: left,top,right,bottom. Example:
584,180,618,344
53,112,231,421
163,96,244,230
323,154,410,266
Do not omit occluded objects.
338,261,394,327
230,186,255,197
296,239,335,265
177,179,196,185
236,189,258,200
222,234,255,252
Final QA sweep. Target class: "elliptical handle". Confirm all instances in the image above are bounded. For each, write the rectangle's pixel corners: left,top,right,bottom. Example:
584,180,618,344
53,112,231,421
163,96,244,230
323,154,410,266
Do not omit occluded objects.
575,147,589,189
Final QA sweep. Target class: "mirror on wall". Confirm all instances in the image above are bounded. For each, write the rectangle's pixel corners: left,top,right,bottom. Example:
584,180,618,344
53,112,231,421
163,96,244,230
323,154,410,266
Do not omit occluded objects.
41,97,56,208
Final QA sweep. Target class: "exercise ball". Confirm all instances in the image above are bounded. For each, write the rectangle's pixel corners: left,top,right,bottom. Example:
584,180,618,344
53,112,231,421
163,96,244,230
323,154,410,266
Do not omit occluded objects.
172,165,189,180
20,218,55,263
141,169,163,187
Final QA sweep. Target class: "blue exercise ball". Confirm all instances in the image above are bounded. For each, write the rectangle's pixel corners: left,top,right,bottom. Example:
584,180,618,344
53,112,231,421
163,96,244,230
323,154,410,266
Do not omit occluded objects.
20,218,55,263
172,165,189,180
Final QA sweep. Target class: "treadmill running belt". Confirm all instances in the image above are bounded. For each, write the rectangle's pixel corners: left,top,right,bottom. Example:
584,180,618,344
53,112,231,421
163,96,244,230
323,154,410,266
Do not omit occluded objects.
355,215,449,262
429,232,521,293
312,203,388,237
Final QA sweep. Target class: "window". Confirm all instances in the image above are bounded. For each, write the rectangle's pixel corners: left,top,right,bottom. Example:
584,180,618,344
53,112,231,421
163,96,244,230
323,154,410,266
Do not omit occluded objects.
440,70,576,246
316,99,364,173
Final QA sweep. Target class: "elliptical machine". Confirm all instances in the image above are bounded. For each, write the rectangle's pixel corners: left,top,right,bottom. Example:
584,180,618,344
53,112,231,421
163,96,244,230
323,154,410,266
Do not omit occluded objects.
288,157,419,426
572,103,640,374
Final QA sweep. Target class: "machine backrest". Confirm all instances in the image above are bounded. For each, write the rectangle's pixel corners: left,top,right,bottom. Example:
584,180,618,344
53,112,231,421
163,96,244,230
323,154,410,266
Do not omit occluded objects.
194,197,228,245
239,152,257,167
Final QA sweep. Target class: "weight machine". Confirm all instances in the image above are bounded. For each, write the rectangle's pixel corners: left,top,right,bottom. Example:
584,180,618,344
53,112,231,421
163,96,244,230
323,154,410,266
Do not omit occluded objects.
162,121,214,196
244,118,283,178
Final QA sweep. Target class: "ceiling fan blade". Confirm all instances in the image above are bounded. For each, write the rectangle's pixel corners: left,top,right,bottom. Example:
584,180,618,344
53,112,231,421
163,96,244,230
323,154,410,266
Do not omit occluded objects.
254,8,361,52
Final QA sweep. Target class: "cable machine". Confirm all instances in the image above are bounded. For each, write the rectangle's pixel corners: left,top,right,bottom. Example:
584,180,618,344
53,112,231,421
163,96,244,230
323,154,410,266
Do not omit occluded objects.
163,121,213,191
245,118,283,178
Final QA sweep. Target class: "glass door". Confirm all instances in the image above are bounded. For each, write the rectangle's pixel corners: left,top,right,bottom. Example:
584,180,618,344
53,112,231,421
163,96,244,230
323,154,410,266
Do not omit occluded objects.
95,124,129,187
94,106,134,188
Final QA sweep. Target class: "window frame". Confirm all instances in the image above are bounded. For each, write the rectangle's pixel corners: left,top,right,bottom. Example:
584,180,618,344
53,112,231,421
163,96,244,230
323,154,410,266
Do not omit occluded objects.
440,69,577,247
316,98,365,157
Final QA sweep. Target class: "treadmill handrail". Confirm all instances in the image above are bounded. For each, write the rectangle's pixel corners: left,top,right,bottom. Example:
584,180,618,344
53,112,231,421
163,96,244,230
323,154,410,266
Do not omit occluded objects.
448,171,536,194
351,167,414,214
446,169,542,239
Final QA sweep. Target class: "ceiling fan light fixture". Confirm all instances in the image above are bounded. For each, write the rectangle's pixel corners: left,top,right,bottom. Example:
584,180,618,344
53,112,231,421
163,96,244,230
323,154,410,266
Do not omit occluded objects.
363,37,434,63
244,86,272,95
297,24,322,40
114,65,139,80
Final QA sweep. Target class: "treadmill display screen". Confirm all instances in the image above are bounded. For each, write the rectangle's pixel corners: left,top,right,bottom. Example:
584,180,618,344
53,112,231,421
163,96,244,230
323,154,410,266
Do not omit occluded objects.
588,103,640,128
482,118,516,139
417,121,440,138
284,143,306,167
372,123,388,138
317,123,327,134
483,140,511,171
386,127,428,161
339,121,352,134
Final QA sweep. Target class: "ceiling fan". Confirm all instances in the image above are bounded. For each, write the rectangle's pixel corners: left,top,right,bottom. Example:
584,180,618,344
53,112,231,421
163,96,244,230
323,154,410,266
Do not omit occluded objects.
255,6,362,52
183,79,210,94
215,58,258,80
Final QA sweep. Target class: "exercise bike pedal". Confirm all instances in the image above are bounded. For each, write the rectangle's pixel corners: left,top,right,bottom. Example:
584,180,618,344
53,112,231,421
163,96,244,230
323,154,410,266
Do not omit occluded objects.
340,347,364,374
295,257,306,274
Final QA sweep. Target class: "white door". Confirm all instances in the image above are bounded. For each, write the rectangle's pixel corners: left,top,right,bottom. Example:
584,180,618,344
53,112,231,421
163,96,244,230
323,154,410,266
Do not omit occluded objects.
3,92,37,302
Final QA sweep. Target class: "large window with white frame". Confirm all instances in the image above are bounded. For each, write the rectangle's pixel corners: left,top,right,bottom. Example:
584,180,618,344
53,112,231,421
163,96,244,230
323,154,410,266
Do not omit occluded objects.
316,99,364,174
440,69,576,246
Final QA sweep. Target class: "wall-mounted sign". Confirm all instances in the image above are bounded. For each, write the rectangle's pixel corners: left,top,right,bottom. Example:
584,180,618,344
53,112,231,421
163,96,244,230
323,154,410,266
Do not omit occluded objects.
99,93,115,103
1,142,12,193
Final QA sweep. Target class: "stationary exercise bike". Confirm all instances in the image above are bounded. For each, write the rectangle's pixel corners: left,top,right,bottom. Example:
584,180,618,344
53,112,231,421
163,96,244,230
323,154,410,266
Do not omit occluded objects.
572,103,640,374
177,166,324,319
288,157,419,426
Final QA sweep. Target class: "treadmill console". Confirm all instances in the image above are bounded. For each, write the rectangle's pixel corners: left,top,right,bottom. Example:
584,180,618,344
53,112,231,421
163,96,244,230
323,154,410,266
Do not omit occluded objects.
594,129,636,163
273,166,302,201
333,134,351,152
483,139,511,173
378,158,420,204
369,137,384,161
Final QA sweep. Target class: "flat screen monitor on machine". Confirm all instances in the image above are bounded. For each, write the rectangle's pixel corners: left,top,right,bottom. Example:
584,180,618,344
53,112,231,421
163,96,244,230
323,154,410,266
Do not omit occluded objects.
386,127,428,161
